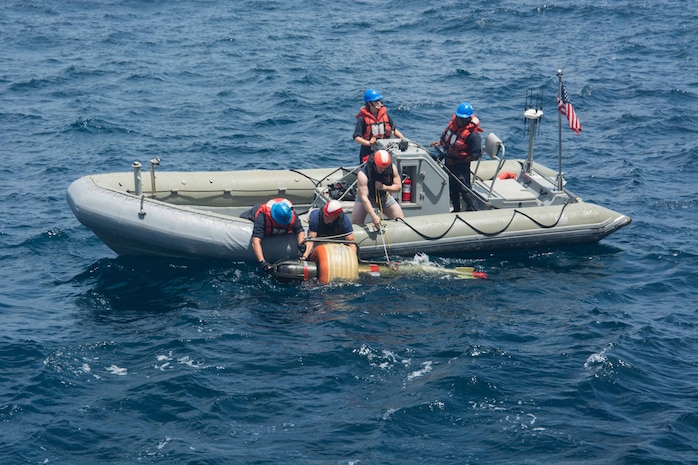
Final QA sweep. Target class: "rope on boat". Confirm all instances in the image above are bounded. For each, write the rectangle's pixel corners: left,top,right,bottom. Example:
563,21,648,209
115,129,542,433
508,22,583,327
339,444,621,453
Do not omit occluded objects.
376,191,391,263
306,163,366,210
290,164,366,188
307,236,355,244
395,202,573,240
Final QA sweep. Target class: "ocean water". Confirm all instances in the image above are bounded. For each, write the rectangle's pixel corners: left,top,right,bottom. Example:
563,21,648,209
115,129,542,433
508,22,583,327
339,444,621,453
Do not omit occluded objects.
2,0,697,464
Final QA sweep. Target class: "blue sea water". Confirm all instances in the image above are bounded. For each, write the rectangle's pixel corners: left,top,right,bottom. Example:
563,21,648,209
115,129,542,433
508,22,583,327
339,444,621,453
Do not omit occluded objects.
1,0,697,463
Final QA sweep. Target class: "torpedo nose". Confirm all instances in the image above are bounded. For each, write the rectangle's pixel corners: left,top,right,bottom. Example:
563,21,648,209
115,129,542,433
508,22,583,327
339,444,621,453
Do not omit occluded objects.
271,260,318,282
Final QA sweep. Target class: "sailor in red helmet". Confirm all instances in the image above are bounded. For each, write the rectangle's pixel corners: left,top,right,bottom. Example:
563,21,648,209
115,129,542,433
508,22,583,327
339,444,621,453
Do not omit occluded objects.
351,149,404,229
301,199,356,260
240,198,305,272
353,88,406,164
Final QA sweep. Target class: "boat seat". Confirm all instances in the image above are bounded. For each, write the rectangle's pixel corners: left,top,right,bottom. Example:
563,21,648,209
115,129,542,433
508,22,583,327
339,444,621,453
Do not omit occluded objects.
480,178,537,201
472,133,522,181
484,132,503,159
474,160,522,181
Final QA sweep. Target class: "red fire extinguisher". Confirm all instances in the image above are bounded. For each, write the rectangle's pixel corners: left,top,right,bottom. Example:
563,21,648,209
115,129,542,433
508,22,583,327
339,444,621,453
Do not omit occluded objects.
402,176,412,203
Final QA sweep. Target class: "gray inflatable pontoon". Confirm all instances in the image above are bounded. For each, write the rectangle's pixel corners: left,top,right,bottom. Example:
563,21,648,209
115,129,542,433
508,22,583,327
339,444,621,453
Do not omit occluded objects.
67,118,631,263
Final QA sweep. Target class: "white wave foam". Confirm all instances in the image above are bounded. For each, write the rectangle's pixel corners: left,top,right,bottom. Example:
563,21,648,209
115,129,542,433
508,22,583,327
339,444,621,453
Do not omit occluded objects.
105,364,128,376
407,361,433,381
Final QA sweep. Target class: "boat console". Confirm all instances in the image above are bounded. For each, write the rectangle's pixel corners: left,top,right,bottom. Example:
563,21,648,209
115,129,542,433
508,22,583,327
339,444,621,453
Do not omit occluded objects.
314,136,577,218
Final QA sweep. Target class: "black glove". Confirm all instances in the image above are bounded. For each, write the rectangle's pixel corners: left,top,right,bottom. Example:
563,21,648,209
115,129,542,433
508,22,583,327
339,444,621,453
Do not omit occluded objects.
259,260,272,273
399,138,409,151
298,242,307,256
433,145,447,162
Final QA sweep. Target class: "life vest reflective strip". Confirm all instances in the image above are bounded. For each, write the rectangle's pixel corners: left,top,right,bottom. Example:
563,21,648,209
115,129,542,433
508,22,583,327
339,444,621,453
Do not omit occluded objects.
440,115,483,159
255,198,296,235
357,107,393,140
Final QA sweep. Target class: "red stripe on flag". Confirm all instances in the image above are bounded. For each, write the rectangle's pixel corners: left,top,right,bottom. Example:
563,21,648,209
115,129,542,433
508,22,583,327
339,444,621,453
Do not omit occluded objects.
557,81,582,134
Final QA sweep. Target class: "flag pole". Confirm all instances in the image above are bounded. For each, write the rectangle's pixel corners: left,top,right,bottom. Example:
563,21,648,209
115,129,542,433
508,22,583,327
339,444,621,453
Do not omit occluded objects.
556,69,564,191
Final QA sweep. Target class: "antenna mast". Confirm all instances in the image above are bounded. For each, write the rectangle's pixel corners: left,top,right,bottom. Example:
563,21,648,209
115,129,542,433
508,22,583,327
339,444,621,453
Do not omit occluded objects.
556,69,564,191
523,89,543,174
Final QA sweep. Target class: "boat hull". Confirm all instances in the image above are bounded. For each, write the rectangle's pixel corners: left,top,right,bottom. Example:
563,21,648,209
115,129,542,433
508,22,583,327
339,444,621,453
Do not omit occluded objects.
352,203,631,259
67,169,631,262
66,175,300,262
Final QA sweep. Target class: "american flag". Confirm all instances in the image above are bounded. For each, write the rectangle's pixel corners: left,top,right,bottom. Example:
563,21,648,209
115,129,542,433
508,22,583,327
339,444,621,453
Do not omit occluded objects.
557,81,582,134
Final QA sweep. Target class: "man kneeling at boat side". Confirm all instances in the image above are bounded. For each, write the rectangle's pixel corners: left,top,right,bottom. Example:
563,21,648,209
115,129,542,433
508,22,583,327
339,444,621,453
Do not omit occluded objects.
302,200,357,261
240,198,305,273
350,150,404,229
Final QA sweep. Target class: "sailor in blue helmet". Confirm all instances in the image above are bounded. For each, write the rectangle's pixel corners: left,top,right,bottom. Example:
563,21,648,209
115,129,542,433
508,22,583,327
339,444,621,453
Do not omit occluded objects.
430,102,484,212
240,198,305,272
353,88,406,164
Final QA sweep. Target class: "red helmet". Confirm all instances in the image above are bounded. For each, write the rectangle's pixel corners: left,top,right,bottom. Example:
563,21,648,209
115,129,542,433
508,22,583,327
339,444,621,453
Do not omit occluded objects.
374,150,391,169
323,200,343,218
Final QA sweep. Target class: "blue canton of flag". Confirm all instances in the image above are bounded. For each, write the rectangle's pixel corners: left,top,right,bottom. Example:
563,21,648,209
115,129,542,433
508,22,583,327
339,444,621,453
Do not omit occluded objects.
557,82,582,134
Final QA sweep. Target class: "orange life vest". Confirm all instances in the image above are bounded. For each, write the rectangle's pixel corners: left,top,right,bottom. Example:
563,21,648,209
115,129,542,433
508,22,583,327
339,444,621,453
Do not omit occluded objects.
254,199,297,236
440,115,484,160
357,106,393,140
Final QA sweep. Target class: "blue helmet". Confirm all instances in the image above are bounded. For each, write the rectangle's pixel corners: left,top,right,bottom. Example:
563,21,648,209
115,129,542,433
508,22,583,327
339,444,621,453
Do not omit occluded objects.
270,201,293,225
363,88,383,103
456,102,473,118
